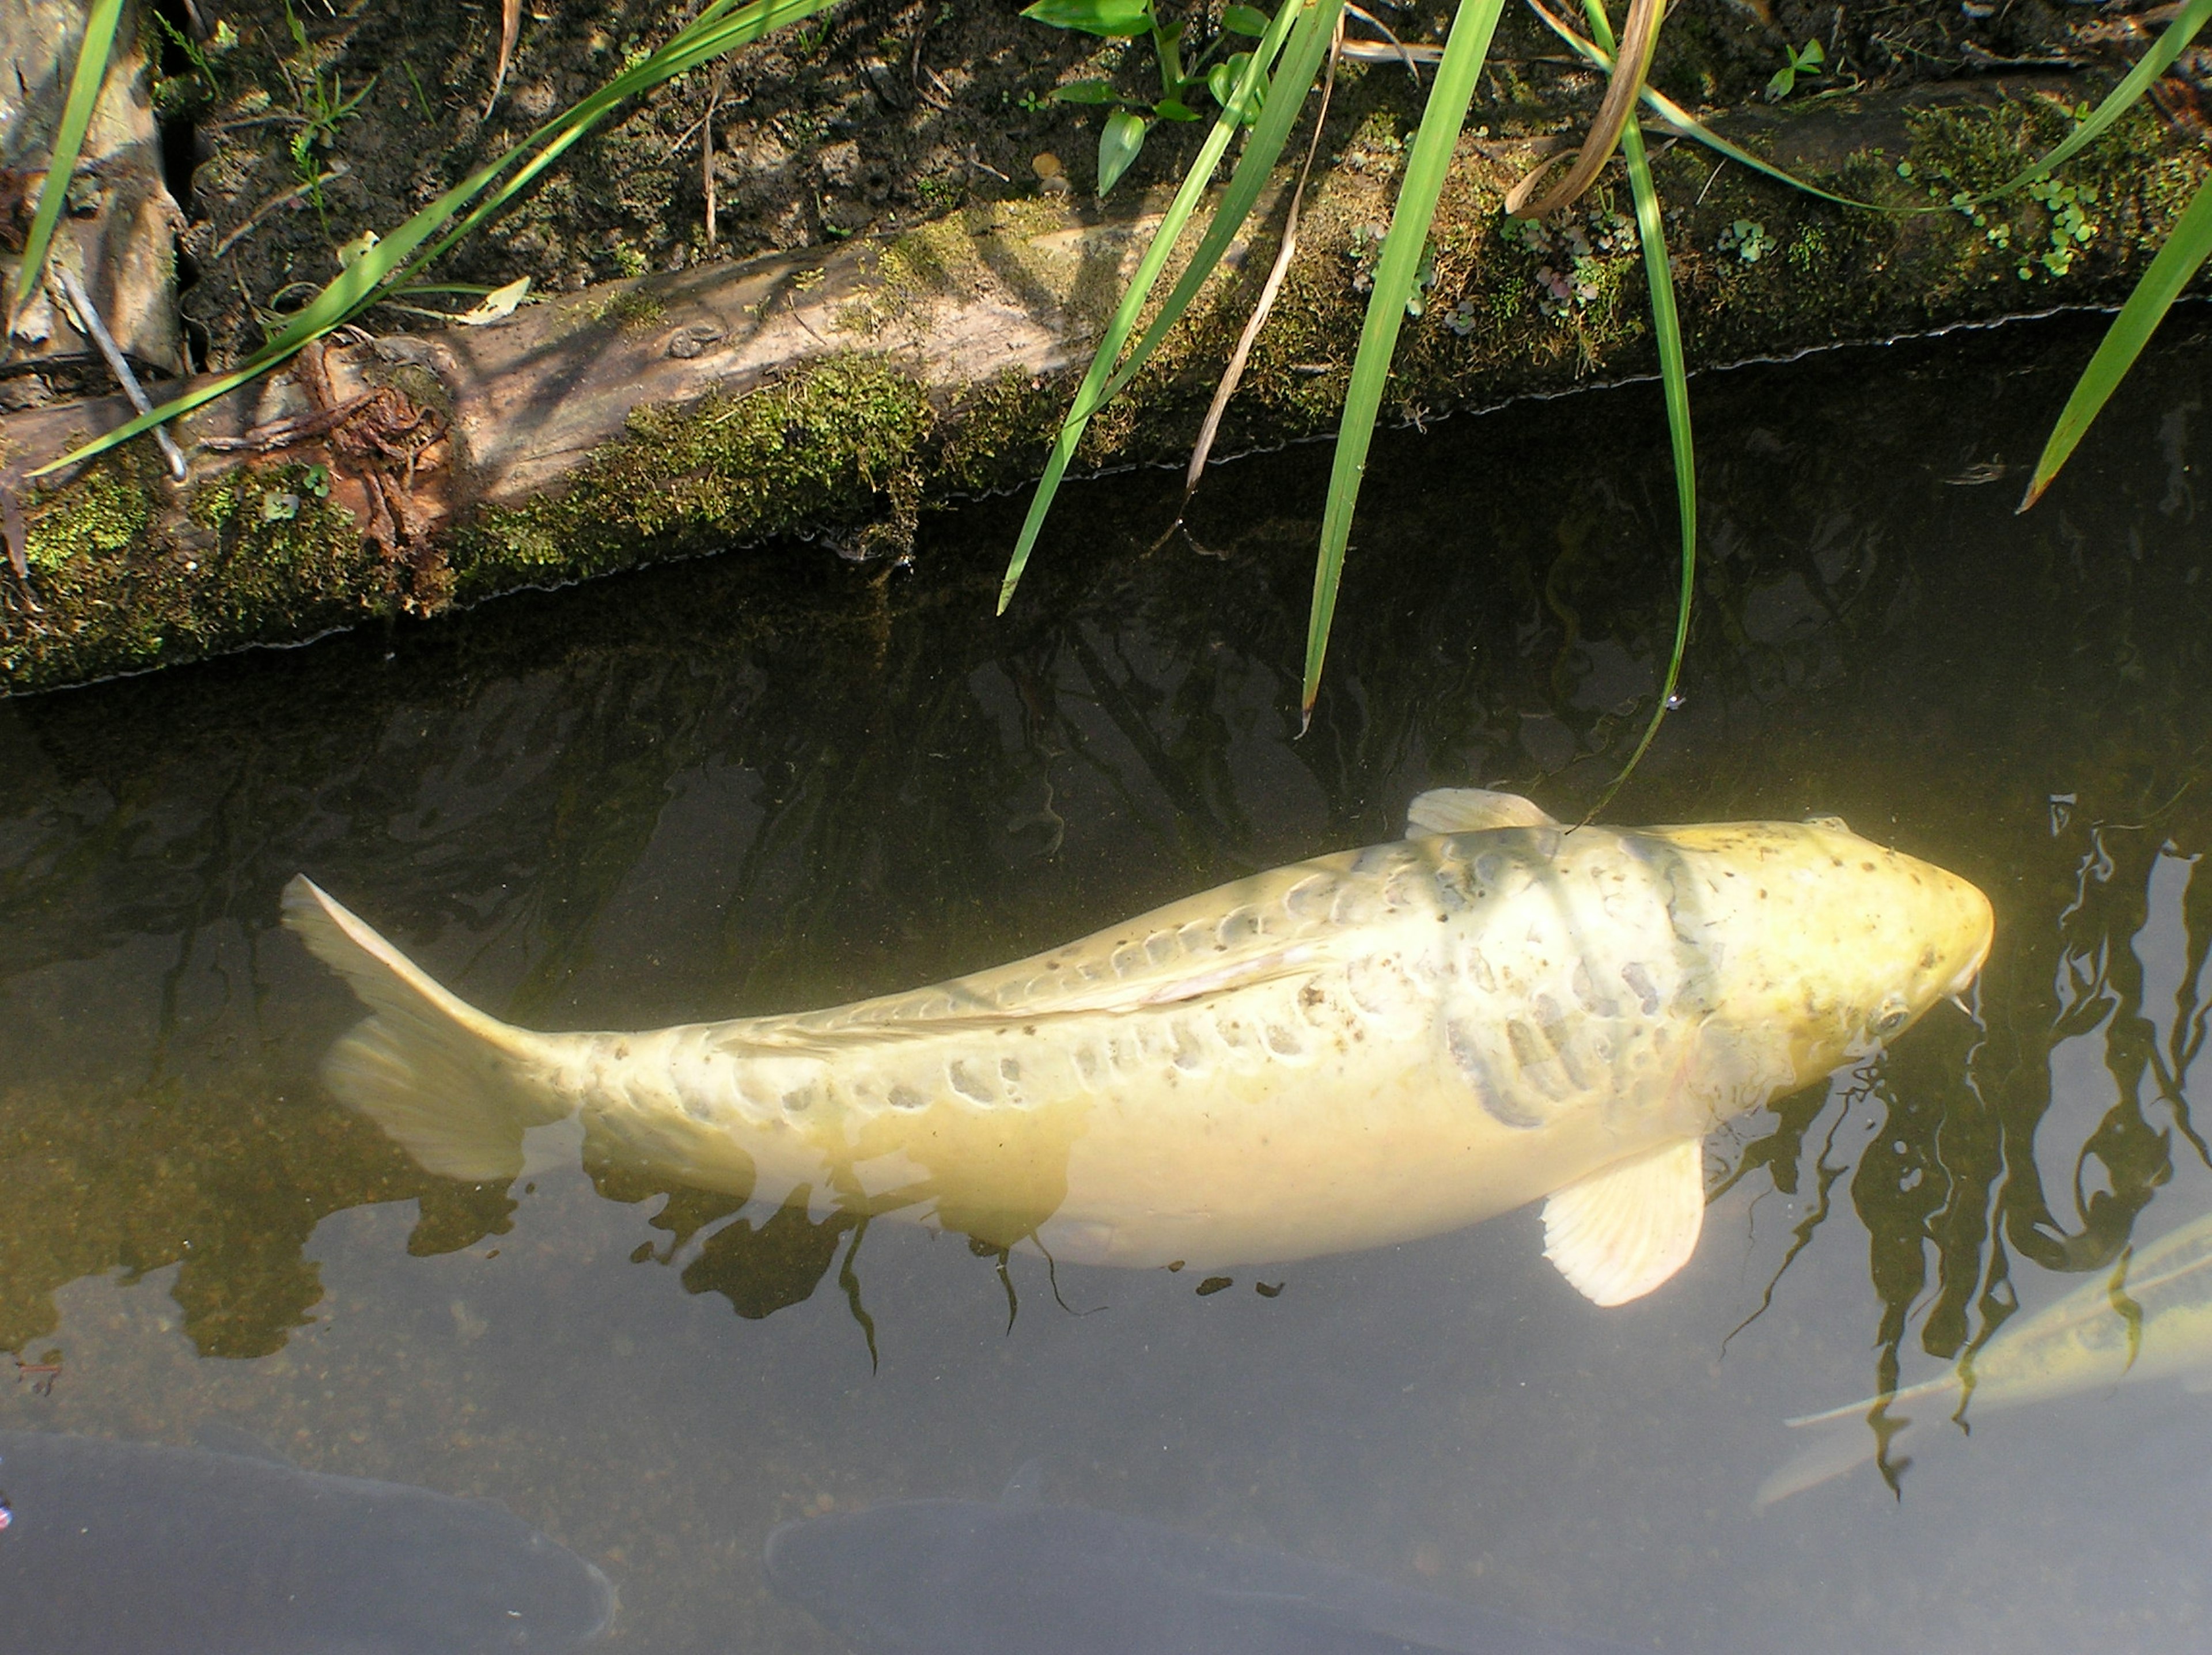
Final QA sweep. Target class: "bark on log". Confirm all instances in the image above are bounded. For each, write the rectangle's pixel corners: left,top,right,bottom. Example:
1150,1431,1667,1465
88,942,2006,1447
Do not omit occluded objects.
1,70,2205,695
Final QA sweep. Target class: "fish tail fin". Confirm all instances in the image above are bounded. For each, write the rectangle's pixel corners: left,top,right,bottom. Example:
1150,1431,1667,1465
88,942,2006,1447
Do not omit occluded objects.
283,874,571,1182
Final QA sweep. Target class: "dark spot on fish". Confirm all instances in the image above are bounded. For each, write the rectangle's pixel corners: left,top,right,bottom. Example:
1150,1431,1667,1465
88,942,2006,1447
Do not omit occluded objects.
1255,1281,1284,1298
1196,1277,1233,1296
1757,888,1767,899
614,1040,630,1059
783,1088,813,1114
1506,1020,1549,1074
1919,946,1937,969
999,1058,1024,1088
888,1084,926,1111
1023,1025,1036,1036
630,1242,654,1263
1861,861,1876,872
1300,984,1325,1009
1167,1260,1185,1272
1620,961,1661,1016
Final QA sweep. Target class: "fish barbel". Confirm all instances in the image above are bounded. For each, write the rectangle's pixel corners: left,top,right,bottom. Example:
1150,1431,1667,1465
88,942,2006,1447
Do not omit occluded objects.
1759,1204,2212,1505
284,788,1991,1306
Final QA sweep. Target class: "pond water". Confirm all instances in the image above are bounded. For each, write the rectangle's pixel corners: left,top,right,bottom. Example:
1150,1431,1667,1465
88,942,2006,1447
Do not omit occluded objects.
3,313,2210,1653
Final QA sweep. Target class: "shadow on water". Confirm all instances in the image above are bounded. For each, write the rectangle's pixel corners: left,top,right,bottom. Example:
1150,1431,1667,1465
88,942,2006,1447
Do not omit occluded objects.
0,317,2209,1513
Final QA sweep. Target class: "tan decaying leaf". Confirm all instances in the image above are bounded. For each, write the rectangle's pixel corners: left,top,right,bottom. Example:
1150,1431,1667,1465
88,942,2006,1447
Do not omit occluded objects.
453,275,533,325
487,0,522,117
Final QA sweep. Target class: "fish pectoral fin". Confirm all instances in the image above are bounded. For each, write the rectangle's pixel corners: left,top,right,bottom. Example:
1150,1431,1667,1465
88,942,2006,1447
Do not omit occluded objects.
1403,787,1560,838
1541,1137,1706,1306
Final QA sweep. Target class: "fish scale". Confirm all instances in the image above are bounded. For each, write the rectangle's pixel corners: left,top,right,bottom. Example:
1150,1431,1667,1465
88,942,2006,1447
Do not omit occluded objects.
285,788,1992,1303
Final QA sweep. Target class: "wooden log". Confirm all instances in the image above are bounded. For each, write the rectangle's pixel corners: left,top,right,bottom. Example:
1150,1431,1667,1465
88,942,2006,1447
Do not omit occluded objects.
1,71,2205,695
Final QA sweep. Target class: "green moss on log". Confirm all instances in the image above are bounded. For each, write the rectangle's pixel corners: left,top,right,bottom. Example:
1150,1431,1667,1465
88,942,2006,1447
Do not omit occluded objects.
3,86,2206,696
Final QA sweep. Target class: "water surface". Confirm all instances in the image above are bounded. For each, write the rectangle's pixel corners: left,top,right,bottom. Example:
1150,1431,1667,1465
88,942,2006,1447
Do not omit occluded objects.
3,316,2210,1652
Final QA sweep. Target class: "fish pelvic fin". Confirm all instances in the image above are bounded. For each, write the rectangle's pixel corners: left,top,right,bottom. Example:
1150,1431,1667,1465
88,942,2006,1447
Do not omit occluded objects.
283,875,570,1182
1541,1137,1706,1306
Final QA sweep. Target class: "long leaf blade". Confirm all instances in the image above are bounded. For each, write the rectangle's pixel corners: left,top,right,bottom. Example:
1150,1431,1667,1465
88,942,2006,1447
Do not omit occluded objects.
35,0,839,477
997,0,1325,612
2021,165,2212,509
1986,0,2211,198
1585,0,1692,805
1304,0,1505,714
9,0,127,333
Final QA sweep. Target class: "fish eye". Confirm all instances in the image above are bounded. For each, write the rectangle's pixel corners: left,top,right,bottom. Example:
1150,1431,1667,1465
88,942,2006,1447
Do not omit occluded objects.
1802,814,1850,833
1870,997,1911,1038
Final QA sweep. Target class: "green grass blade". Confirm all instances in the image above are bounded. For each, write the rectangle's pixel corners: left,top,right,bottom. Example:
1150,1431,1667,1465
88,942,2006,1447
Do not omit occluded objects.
998,0,1327,613
1304,0,1505,714
9,0,126,334
36,0,837,478
1535,0,2210,217
2020,164,2212,510
1985,0,2210,199
1092,0,1341,408
1527,1,1880,211
1581,0,1694,806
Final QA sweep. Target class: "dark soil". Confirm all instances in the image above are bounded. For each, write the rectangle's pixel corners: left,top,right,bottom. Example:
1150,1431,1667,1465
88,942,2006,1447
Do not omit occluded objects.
154,0,2108,376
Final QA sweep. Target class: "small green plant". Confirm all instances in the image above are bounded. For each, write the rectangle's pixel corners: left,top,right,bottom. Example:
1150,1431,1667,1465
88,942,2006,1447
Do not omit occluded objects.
1764,37,1823,101
1715,218,1775,262
1516,209,1634,314
279,2,374,218
149,12,238,112
1021,0,1273,194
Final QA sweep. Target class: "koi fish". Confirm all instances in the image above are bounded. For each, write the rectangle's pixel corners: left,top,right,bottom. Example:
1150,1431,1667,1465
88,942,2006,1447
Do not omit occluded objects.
285,788,1991,1306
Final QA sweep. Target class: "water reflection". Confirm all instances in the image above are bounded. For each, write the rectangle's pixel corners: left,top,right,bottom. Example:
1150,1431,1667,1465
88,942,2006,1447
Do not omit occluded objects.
1,317,2210,1650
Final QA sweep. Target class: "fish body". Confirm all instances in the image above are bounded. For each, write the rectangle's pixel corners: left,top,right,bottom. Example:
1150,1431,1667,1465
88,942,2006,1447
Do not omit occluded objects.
0,1428,613,1652
764,1480,1631,1655
1760,1205,2212,1505
286,789,1991,1305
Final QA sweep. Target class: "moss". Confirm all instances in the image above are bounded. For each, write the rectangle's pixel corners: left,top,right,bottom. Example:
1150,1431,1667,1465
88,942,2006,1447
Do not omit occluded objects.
588,286,669,332
454,354,938,596
2,455,386,691
20,448,156,571
7,81,2210,697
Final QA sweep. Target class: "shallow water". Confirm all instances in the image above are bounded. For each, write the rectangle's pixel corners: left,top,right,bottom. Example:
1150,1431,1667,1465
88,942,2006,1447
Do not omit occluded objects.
3,314,2210,1653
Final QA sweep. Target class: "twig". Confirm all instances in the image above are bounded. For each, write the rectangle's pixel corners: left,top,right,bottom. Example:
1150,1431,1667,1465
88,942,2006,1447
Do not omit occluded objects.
209,164,350,266
56,267,188,480
703,69,726,249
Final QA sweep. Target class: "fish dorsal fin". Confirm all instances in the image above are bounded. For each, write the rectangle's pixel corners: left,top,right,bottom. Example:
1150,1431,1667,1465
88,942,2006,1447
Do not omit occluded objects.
1541,1138,1706,1306
1000,1458,1046,1508
1403,788,1558,838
